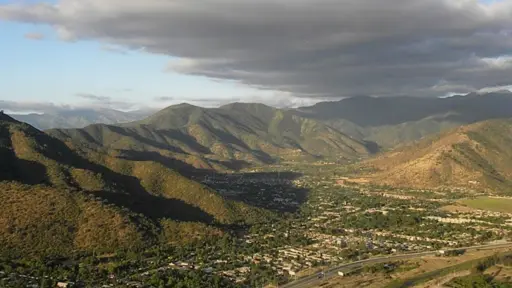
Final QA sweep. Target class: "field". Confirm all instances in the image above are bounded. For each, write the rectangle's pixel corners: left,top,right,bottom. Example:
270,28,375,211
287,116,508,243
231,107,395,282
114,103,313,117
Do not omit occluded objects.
460,197,512,213
312,248,512,288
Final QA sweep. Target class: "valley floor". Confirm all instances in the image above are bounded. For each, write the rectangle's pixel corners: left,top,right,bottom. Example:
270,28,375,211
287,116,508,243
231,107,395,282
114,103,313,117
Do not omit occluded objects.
3,162,512,287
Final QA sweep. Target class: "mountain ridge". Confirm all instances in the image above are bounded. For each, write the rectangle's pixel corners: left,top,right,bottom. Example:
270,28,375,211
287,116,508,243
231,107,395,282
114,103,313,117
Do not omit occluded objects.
6,108,155,130
0,116,268,257
48,103,374,168
358,118,512,192
294,91,512,148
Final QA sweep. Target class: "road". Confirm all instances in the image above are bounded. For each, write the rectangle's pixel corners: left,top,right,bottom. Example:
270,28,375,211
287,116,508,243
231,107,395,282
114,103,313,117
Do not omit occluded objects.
280,242,512,288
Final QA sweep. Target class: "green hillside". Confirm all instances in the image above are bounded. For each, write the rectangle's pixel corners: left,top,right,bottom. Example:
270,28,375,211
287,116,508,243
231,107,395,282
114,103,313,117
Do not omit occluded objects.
296,91,512,148
0,114,267,258
47,103,372,168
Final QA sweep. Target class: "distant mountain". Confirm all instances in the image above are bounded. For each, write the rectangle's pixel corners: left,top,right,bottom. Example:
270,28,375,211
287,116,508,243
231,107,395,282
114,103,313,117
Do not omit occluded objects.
8,108,155,130
295,91,512,148
0,112,266,257
47,103,373,169
359,118,512,192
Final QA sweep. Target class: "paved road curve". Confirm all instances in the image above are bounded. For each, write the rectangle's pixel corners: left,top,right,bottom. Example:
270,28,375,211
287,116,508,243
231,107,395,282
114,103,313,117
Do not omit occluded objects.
281,243,512,288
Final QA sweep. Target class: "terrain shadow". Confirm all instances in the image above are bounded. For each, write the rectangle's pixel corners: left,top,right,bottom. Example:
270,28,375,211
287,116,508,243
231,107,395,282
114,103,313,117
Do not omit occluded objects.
117,150,210,174
296,93,512,127
196,171,308,213
107,125,187,154
117,149,256,175
364,140,380,154
15,159,48,185
110,147,306,214
87,190,214,223
0,126,49,184
158,129,211,154
30,129,217,225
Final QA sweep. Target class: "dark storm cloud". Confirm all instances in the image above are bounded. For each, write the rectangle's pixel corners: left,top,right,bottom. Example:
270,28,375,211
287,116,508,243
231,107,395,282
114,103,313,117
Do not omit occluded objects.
1,0,512,98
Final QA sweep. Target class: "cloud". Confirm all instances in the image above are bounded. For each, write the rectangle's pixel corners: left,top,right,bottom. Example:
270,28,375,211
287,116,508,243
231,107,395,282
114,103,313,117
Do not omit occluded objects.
24,32,45,40
153,96,174,102
0,93,140,114
2,0,512,98
186,97,242,107
178,94,322,108
0,100,71,114
75,93,111,102
74,93,140,110
0,98,145,114
101,44,128,54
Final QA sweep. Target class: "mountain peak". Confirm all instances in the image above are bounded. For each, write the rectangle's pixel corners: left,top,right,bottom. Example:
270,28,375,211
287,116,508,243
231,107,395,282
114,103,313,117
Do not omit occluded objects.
0,111,20,124
220,102,273,110
171,102,198,108
361,118,512,191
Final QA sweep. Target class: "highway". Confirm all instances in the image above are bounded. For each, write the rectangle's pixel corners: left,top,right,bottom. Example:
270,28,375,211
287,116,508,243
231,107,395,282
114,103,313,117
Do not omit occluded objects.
280,242,512,288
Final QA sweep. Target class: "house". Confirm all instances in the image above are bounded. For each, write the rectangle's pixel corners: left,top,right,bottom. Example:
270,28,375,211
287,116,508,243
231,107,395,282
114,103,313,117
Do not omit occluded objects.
126,281,143,288
202,267,214,273
56,282,69,288
237,267,251,274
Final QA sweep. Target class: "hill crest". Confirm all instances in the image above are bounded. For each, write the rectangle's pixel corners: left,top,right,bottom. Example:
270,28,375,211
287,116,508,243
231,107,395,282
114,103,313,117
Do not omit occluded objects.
0,117,268,257
49,102,374,167
359,118,512,192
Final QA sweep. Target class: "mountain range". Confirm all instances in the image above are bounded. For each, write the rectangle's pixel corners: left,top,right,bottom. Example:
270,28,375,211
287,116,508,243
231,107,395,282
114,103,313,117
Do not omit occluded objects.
295,91,512,148
2,91,512,257
34,92,512,170
47,103,373,169
7,108,155,130
7,91,512,152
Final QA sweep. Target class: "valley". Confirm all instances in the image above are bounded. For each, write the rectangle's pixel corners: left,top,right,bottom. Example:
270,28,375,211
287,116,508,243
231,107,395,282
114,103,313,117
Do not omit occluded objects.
2,95,512,288
2,0,512,286
3,161,512,287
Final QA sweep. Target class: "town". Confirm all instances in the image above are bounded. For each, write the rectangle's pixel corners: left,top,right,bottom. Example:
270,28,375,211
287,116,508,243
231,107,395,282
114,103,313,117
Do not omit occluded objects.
2,163,512,288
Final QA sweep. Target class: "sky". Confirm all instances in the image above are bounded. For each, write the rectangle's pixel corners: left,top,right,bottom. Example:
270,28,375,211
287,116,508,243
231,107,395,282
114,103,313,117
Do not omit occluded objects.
1,0,511,113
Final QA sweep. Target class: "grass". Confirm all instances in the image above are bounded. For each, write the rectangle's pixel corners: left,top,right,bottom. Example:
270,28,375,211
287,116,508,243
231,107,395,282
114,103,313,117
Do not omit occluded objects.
384,259,479,288
383,257,490,288
460,197,512,213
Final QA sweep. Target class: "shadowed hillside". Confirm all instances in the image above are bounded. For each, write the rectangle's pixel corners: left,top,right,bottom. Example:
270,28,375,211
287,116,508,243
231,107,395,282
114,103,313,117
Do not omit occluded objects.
295,91,512,148
359,118,512,192
0,114,270,257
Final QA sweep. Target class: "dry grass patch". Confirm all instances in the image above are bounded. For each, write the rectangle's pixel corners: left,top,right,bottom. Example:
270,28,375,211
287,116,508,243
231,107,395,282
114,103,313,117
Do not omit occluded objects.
316,248,512,288
460,197,512,213
441,205,478,213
